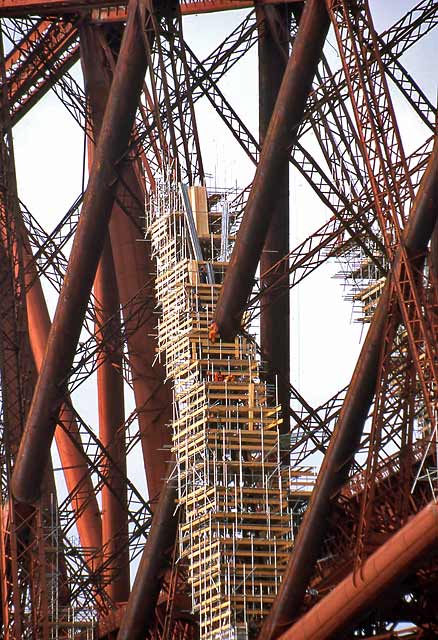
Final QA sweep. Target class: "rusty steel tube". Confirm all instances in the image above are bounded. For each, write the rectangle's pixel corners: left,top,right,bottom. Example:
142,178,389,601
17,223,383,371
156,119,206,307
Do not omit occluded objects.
0,130,102,563
24,243,103,564
258,3,290,436
278,502,438,640
83,32,130,600
116,464,178,640
11,0,152,504
260,136,438,639
80,20,173,502
94,233,130,602
213,0,329,339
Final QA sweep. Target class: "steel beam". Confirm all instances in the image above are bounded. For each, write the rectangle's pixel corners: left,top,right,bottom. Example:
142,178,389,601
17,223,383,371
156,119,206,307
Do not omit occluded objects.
11,0,153,504
0,0,300,18
212,0,330,340
116,463,178,640
80,20,173,501
277,501,438,640
5,18,79,127
180,0,299,13
257,3,290,435
0,105,102,562
260,136,438,640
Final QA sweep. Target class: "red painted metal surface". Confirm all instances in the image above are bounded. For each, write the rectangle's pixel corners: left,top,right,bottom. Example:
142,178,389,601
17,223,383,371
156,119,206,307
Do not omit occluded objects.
0,80,64,634
260,135,438,640
11,0,154,505
116,463,178,640
1,0,438,636
94,233,130,603
108,197,173,500
0,0,300,18
257,3,290,436
23,231,103,566
5,18,79,126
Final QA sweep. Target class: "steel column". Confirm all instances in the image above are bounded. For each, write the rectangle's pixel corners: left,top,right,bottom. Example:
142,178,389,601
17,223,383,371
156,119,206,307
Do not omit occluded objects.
94,234,130,603
260,136,438,640
0,60,102,568
278,501,438,640
23,235,103,565
11,0,153,504
0,0,300,18
81,23,129,601
212,0,329,340
258,3,290,435
80,20,173,501
430,207,438,299
0,74,52,633
116,464,178,640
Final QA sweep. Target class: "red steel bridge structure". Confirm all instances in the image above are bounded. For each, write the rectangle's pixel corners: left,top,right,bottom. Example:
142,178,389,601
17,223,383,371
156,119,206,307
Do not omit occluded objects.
0,0,438,638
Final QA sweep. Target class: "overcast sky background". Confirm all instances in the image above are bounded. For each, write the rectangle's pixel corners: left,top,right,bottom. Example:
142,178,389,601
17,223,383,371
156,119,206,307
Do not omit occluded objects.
7,0,438,567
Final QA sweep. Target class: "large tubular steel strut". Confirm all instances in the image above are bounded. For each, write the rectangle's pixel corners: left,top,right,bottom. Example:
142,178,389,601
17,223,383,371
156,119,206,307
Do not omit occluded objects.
257,2,290,435
94,231,129,601
212,0,329,340
10,0,155,504
0,44,102,572
278,501,438,640
23,224,103,566
80,20,173,501
0,54,68,632
0,118,103,563
116,464,178,640
259,137,438,640
4,18,80,127
109,179,173,499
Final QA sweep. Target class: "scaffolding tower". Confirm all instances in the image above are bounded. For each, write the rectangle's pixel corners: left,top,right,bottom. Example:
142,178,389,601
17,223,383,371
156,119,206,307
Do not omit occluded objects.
147,176,298,640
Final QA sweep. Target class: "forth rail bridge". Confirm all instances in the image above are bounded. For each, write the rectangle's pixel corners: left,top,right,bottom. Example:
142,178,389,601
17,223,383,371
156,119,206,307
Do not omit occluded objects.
0,0,437,638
